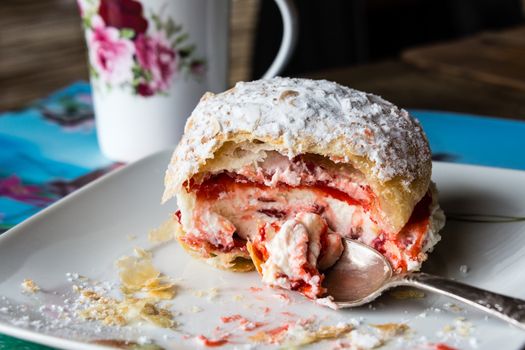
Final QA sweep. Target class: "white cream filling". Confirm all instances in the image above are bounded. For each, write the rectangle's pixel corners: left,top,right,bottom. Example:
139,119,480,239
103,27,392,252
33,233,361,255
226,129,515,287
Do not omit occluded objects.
194,209,236,248
193,186,378,244
261,219,310,285
261,213,326,294
233,151,370,202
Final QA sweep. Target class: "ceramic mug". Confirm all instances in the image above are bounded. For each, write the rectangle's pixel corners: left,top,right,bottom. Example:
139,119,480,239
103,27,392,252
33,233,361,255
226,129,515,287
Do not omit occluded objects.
77,0,298,162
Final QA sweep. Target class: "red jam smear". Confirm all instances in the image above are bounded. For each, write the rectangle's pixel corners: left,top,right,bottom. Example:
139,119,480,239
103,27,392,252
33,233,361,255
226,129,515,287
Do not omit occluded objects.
181,233,247,255
220,314,243,323
312,183,363,207
434,343,458,350
174,210,182,223
265,324,290,337
372,191,432,272
196,335,228,347
220,314,265,331
290,268,325,298
187,172,371,211
398,192,431,258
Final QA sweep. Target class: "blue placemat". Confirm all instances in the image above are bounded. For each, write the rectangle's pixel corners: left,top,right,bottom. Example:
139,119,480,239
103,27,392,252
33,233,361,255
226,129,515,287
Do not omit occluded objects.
0,82,117,234
411,110,525,170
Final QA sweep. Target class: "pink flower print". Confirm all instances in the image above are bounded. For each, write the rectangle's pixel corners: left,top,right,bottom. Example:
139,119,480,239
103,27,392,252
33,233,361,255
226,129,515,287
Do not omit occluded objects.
136,82,155,97
0,175,54,207
87,16,135,85
134,33,177,96
98,0,148,36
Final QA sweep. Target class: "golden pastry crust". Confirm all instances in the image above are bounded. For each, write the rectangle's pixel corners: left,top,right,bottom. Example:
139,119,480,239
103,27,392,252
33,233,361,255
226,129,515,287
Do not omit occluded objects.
163,77,431,233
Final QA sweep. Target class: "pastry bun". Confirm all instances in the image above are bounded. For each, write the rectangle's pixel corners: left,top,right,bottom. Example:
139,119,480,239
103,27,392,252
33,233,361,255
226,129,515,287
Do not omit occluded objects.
164,77,432,234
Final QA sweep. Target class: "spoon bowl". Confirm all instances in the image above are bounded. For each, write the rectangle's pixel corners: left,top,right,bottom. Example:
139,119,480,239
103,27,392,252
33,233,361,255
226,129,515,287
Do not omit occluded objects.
323,239,392,306
323,238,525,330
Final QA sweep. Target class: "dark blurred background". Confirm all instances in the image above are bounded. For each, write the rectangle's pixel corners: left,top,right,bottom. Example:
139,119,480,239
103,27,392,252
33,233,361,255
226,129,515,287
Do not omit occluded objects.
253,0,524,77
1,0,524,112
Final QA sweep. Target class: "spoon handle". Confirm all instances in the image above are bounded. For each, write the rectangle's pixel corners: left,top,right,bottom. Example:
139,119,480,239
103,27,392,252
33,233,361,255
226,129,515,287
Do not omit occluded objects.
396,272,525,330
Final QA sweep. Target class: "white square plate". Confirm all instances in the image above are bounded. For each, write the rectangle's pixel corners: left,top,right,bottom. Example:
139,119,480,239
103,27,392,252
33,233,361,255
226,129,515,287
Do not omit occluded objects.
0,150,524,349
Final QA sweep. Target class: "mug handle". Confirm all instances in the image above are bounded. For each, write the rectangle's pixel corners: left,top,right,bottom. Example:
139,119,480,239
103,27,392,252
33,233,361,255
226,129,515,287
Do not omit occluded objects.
261,0,299,79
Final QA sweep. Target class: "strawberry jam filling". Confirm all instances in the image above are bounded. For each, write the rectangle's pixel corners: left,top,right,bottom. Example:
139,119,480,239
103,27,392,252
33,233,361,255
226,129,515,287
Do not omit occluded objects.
372,192,431,271
179,153,433,298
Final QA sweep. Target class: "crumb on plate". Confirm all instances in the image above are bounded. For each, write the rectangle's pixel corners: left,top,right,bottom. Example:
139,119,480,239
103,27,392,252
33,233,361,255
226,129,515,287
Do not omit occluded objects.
389,288,425,299
21,279,40,294
148,218,177,243
116,253,177,300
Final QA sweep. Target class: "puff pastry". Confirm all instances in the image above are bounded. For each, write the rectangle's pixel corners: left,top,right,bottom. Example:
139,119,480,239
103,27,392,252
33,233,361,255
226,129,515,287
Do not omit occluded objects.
163,77,445,299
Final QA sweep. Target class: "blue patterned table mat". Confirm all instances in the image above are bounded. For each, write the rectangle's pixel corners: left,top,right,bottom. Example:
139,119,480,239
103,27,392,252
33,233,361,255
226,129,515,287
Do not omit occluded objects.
0,81,524,349
0,82,116,233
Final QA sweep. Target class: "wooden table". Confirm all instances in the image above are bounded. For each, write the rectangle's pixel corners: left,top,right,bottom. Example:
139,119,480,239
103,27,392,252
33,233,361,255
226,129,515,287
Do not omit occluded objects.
305,60,525,121
306,26,525,120
306,26,525,121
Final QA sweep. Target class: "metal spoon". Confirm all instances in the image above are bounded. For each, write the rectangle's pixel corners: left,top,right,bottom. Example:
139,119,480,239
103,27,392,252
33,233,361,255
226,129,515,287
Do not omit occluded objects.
323,238,525,330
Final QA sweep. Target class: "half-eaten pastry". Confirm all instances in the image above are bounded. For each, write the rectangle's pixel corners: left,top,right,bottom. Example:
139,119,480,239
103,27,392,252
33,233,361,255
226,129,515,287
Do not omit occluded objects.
162,77,445,300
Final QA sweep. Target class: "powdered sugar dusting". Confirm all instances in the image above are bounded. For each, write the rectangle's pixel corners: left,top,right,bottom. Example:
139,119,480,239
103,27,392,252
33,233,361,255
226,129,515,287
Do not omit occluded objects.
163,77,430,201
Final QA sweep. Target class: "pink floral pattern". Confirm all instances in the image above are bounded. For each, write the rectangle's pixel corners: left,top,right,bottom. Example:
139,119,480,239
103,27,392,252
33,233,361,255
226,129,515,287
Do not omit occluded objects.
135,33,177,96
98,0,148,35
78,0,205,97
88,16,135,85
